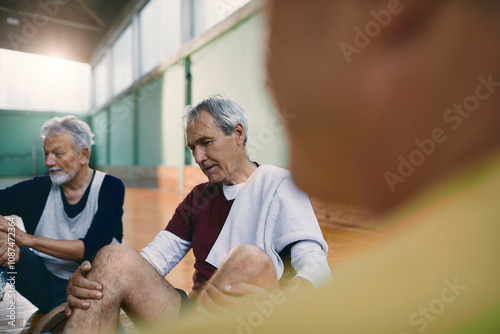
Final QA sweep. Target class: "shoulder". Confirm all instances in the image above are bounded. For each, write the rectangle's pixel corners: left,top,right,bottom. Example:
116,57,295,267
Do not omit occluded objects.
182,182,222,205
14,175,52,190
98,174,125,202
250,165,292,193
30,174,52,186
0,175,51,204
102,174,125,191
193,182,222,197
259,166,309,202
256,165,291,180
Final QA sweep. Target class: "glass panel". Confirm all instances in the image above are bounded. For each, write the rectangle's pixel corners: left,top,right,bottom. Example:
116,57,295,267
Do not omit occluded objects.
192,0,250,37
94,52,110,108
0,48,90,113
140,0,181,75
111,25,134,95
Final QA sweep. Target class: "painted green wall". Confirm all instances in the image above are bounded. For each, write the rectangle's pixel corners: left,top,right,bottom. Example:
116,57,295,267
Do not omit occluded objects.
109,95,134,165
136,77,163,166
89,77,164,174
91,109,109,166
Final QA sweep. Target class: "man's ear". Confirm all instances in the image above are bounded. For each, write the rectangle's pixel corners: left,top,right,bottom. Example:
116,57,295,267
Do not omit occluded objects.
233,123,245,147
79,147,90,164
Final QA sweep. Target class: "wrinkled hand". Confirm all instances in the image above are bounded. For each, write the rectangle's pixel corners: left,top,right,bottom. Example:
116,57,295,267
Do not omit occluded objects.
196,282,274,316
0,216,20,265
65,261,103,317
0,216,28,247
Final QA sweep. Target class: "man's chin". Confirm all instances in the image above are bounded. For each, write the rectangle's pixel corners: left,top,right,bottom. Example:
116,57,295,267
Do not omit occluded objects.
206,174,222,184
50,173,70,185
49,169,78,185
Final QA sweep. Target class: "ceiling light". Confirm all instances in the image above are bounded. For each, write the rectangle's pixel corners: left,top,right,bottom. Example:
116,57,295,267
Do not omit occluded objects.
6,17,20,26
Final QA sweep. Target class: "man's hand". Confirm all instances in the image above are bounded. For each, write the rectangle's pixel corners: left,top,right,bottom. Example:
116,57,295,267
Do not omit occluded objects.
0,216,29,247
196,282,274,316
65,261,103,317
0,216,20,265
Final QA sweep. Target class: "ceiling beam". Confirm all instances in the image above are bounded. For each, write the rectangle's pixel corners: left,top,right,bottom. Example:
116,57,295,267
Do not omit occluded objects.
0,6,103,32
75,0,106,28
89,0,147,65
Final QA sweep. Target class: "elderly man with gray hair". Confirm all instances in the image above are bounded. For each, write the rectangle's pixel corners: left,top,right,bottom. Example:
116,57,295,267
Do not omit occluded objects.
61,94,330,334
0,115,124,314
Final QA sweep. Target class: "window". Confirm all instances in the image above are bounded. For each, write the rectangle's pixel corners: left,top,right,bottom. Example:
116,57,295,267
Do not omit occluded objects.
112,25,134,95
192,0,250,37
139,0,181,75
0,48,90,113
93,53,110,108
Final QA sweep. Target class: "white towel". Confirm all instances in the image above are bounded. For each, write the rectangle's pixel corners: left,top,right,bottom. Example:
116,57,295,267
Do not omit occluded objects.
205,165,328,279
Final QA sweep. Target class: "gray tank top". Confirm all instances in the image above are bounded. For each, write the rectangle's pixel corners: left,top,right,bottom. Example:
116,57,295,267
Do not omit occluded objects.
34,170,107,279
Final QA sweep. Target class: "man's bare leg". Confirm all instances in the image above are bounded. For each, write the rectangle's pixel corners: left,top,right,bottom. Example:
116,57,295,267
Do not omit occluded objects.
63,244,182,334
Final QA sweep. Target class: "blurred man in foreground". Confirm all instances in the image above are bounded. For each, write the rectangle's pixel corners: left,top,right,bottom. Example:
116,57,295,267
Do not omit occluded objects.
166,0,500,332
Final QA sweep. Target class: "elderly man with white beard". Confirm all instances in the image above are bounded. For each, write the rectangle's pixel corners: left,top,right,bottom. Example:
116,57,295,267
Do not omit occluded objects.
0,115,124,314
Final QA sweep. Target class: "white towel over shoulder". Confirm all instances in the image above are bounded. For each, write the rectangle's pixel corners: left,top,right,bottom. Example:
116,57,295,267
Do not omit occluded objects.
205,165,328,279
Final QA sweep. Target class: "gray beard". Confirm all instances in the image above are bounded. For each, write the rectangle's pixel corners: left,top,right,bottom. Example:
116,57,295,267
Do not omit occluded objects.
50,167,79,185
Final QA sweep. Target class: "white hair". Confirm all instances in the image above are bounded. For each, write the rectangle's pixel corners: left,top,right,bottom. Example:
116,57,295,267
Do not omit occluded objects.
41,115,94,155
183,93,249,146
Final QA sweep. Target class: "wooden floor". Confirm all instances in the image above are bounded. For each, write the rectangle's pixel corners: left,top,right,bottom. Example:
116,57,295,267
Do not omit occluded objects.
0,187,380,333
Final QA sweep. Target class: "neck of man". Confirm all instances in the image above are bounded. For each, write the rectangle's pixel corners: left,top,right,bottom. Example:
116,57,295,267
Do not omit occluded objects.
62,165,94,192
223,158,257,186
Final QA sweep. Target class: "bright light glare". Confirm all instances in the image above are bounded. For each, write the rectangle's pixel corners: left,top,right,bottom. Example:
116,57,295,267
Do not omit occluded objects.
0,48,90,113
48,57,63,73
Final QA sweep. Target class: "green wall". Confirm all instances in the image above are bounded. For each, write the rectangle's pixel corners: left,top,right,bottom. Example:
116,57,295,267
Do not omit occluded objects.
110,95,134,165
136,77,163,166
91,109,109,166
90,77,164,169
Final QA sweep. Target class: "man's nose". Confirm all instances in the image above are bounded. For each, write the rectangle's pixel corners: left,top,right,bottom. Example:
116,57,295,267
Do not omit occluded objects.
193,148,206,165
45,154,55,166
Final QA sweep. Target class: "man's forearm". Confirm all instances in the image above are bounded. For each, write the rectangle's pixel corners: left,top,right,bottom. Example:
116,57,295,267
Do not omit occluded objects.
22,234,84,261
290,240,332,288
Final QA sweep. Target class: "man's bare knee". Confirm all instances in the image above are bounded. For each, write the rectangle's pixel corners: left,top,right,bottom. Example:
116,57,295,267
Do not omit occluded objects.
211,244,278,290
89,244,143,280
227,244,273,268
